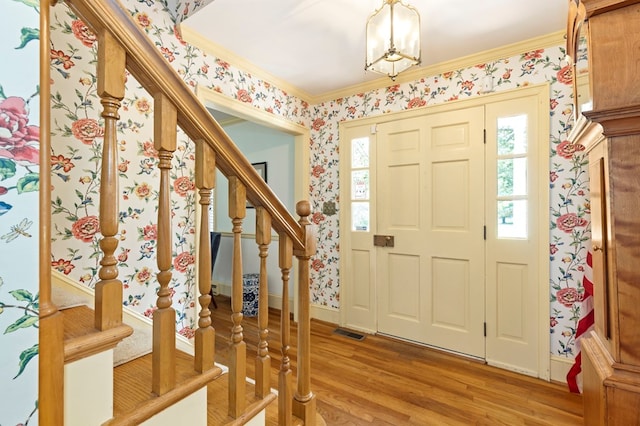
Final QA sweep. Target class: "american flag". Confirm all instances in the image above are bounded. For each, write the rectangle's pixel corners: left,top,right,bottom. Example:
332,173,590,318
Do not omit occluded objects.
566,250,594,393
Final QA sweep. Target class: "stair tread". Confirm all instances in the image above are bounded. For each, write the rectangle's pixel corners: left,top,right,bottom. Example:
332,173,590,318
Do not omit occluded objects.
62,305,133,363
62,305,100,339
110,350,223,425
207,374,277,425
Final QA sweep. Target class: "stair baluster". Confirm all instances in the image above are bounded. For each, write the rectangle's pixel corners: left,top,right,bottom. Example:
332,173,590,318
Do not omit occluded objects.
293,200,317,425
195,142,216,373
95,30,126,331
228,176,247,417
255,207,272,398
278,233,294,425
152,92,178,395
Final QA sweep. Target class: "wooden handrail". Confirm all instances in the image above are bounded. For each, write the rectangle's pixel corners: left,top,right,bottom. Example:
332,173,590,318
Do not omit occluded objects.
64,0,305,250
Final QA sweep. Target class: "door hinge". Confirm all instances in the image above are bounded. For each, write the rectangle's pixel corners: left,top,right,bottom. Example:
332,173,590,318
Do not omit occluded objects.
484,322,487,337
483,129,486,144
483,225,486,240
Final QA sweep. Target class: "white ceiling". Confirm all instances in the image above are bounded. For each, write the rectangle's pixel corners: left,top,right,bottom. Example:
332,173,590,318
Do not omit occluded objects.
183,0,568,97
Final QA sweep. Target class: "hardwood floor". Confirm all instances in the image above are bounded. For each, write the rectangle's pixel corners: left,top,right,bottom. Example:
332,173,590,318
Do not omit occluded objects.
211,296,583,425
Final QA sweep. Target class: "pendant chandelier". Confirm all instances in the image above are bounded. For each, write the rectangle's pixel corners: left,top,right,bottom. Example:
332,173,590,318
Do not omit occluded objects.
365,0,421,80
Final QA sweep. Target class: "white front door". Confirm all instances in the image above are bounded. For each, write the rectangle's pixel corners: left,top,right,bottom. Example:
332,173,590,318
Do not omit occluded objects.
340,85,549,375
376,106,486,358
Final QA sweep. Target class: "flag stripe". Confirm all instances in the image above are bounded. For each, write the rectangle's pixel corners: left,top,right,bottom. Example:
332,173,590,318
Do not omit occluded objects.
566,250,594,393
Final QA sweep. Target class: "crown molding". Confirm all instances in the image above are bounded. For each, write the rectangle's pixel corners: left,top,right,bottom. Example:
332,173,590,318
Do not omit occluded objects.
316,30,566,103
179,24,314,103
180,25,565,106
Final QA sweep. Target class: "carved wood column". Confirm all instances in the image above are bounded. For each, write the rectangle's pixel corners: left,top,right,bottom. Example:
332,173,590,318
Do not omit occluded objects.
195,141,215,373
228,175,247,417
255,206,272,398
95,30,126,330
278,233,294,426
293,200,317,425
152,92,177,396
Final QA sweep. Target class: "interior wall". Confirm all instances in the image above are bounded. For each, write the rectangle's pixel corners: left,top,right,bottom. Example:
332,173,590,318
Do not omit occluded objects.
212,119,295,298
0,2,40,423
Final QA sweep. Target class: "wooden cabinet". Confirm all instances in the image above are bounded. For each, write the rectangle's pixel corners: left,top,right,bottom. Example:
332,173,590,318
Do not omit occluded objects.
570,1,640,424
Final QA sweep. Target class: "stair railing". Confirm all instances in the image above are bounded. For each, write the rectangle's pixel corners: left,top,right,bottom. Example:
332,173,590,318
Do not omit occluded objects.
42,0,318,424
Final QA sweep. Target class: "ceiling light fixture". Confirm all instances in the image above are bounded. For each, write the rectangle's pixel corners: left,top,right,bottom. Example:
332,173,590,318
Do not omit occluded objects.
365,0,421,80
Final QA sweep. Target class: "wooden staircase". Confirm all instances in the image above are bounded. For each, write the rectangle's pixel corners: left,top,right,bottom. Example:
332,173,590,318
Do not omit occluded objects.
38,0,321,424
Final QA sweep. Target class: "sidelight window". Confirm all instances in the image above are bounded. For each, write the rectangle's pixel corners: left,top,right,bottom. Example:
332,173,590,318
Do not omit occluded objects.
496,114,528,239
351,137,370,231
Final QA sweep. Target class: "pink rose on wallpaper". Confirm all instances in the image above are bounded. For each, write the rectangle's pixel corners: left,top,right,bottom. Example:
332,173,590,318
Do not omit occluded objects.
237,89,252,103
556,140,585,159
143,306,157,318
71,20,96,47
312,212,325,224
52,258,75,275
0,97,40,164
556,213,587,233
461,80,475,91
556,287,581,308
141,140,158,158
141,224,157,241
71,118,104,145
556,65,573,85
173,176,195,196
311,258,325,272
312,118,325,131
173,252,195,273
179,327,195,339
523,49,544,60
407,97,426,109
71,215,100,242
312,165,325,178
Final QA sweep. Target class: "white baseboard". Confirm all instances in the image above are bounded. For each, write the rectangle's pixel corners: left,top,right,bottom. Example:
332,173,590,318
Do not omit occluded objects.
310,303,339,324
550,355,573,385
51,270,194,354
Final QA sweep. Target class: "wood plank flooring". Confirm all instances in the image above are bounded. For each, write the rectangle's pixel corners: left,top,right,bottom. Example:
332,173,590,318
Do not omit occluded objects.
211,295,583,425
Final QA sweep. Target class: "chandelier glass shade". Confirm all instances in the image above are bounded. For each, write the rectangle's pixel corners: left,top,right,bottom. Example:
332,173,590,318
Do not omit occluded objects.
365,0,421,80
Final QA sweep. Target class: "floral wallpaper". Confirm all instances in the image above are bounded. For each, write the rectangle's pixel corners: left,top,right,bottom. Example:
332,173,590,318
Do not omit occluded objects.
169,0,214,27
0,1,41,424
49,0,589,366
